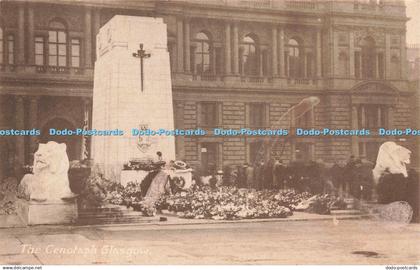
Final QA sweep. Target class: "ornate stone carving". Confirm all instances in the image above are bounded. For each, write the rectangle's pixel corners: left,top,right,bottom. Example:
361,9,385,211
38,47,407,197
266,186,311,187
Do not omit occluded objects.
18,142,75,202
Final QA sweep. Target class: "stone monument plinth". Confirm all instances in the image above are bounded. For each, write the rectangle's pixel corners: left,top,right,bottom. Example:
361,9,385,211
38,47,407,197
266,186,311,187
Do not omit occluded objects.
92,16,175,180
16,199,78,225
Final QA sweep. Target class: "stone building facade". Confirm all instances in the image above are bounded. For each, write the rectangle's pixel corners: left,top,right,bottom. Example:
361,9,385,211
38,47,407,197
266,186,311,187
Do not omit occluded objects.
0,0,415,179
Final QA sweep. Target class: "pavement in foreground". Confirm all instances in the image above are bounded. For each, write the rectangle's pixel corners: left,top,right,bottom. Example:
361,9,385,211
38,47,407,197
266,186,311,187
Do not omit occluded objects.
0,219,419,265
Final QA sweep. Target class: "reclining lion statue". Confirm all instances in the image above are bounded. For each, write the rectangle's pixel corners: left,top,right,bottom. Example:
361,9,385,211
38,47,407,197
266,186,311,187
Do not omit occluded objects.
18,141,75,202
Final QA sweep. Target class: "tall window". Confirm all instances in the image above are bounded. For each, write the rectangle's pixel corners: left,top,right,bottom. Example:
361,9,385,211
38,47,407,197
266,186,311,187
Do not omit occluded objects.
35,37,45,66
7,35,14,65
287,38,303,78
200,102,218,127
360,36,376,79
338,52,348,77
358,105,388,129
377,52,384,79
306,53,313,77
194,32,210,74
390,55,400,79
355,51,361,78
240,35,257,75
71,39,80,68
215,47,223,75
249,103,265,127
48,20,67,67
0,27,3,64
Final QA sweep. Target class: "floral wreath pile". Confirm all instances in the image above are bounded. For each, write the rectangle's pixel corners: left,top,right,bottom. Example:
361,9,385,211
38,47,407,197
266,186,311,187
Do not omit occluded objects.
0,177,18,215
89,173,345,219
155,185,313,220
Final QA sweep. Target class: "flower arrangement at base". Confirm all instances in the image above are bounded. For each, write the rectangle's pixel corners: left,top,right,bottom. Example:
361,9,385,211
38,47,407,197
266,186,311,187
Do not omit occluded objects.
120,181,143,207
0,201,16,215
131,201,157,217
78,173,125,209
0,177,19,215
295,194,344,215
155,185,311,220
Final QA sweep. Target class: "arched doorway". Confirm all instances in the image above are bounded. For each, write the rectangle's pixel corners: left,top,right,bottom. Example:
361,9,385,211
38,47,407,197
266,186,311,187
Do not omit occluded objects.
40,118,81,161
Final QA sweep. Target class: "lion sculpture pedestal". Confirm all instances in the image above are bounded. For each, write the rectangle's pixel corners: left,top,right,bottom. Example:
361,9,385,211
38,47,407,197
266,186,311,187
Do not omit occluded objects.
17,142,77,225
16,199,77,225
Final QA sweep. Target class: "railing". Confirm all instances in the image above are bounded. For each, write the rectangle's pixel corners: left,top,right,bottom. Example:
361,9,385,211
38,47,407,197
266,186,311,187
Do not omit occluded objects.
166,0,405,15
35,65,85,75
241,76,265,83
287,78,316,85
192,73,221,81
238,0,271,8
0,64,16,72
353,2,384,12
285,0,316,10
408,44,420,49
0,64,89,76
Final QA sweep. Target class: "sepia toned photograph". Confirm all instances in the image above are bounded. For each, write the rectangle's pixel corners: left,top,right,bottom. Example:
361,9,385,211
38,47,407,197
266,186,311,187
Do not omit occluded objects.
0,0,419,267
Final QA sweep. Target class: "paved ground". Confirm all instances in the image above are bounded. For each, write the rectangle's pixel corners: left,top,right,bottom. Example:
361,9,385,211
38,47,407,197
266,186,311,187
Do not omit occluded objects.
0,219,419,265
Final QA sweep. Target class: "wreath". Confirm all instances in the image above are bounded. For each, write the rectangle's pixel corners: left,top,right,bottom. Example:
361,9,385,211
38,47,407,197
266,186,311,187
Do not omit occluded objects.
170,176,186,193
173,161,187,170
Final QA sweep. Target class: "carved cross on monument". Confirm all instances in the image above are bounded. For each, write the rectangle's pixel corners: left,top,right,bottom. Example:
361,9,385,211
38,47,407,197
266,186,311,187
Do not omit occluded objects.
132,43,151,92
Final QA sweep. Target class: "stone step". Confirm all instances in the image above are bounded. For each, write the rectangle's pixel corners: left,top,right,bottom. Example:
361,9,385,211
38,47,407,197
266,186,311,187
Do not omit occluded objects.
77,217,152,225
76,204,154,225
330,209,362,216
77,213,149,225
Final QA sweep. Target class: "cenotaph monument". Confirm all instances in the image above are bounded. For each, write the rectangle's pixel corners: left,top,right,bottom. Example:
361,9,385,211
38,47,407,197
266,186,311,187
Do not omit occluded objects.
92,16,176,180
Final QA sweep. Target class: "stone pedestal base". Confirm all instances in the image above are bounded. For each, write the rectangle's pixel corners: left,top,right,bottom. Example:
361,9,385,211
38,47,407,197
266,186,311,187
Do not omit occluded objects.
16,199,78,225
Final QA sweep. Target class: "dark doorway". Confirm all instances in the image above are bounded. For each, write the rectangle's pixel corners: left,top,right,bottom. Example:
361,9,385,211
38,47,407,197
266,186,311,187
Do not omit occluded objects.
200,143,218,176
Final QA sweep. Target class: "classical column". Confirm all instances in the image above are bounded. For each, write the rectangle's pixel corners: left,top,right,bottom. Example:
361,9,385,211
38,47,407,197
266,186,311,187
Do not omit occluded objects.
232,22,239,75
388,106,394,129
174,102,185,160
271,26,278,76
184,19,191,73
17,4,25,64
385,33,391,79
332,30,339,77
316,29,322,77
190,45,196,74
356,52,361,78
349,32,355,77
15,96,25,165
176,18,184,73
259,49,264,77
0,96,8,180
84,7,93,68
92,9,101,62
400,32,407,79
351,105,359,156
27,4,35,65
211,45,217,75
224,23,232,75
360,106,366,127
278,27,285,77
28,97,39,155
303,53,308,78
376,54,380,79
